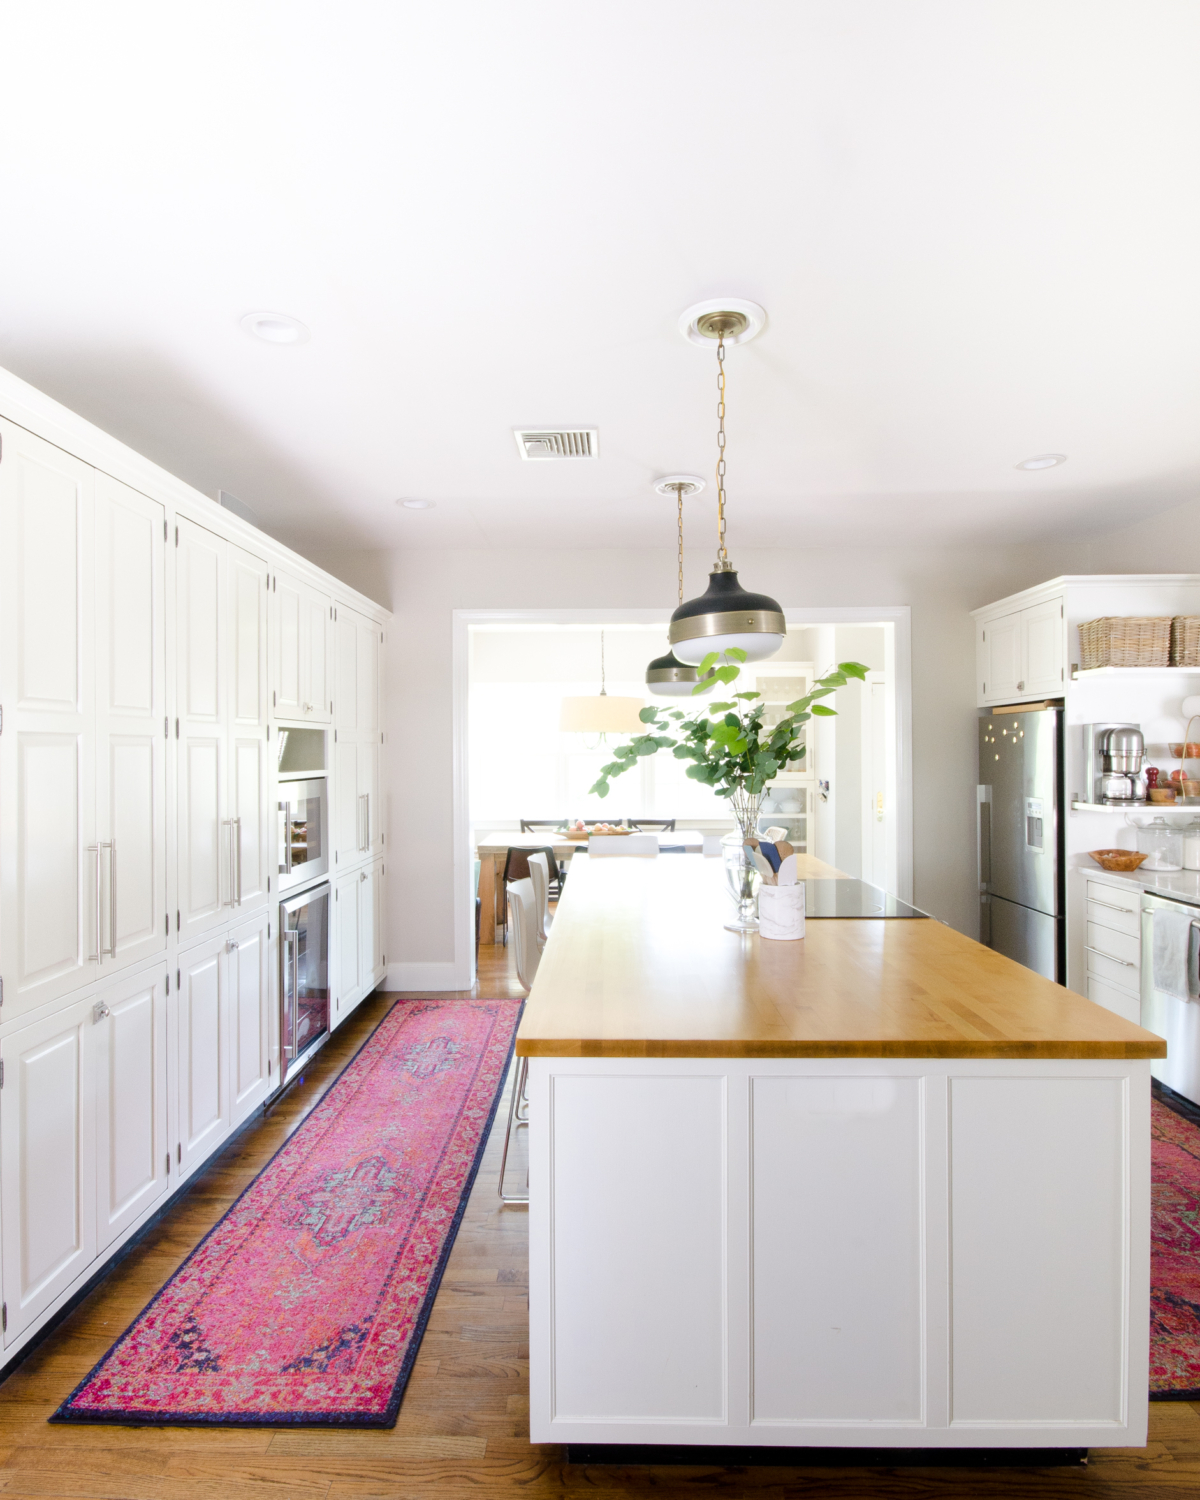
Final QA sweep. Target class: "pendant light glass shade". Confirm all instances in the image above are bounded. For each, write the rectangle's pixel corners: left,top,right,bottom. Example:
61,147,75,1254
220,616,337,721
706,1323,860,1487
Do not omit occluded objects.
668,566,786,664
558,694,646,733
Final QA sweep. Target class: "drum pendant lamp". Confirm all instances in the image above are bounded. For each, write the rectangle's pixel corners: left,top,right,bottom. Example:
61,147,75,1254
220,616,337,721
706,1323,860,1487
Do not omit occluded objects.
559,630,645,736
645,477,716,697
668,304,786,665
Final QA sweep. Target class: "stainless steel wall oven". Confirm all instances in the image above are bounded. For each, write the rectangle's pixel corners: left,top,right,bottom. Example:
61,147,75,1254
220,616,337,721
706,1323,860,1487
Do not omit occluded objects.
278,776,328,893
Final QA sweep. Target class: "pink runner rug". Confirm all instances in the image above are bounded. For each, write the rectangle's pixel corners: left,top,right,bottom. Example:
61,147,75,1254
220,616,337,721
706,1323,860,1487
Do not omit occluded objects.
53,996,523,1426
1151,1090,1200,1398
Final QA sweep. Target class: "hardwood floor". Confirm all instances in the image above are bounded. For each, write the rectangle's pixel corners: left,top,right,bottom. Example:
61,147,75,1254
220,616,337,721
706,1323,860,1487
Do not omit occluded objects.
1,940,1198,1497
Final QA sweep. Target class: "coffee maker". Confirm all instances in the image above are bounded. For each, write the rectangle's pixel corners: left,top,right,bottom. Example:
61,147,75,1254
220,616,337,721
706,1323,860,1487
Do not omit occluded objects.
1083,723,1147,804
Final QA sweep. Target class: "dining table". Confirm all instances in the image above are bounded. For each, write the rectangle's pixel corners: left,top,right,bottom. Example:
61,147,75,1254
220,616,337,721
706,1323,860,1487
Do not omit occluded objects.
473,830,848,945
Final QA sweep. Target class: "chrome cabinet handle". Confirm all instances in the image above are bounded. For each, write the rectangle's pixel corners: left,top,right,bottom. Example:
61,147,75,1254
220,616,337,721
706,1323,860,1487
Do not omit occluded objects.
108,841,117,958
1089,897,1134,914
87,844,102,962
358,793,367,852
1085,943,1136,967
365,793,370,850
235,816,243,906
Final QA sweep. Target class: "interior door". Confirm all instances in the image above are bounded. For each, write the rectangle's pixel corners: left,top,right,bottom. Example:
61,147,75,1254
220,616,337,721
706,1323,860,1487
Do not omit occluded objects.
228,545,269,913
177,519,227,940
176,935,229,1175
94,965,169,1251
0,994,97,1344
94,473,166,973
227,912,272,1127
0,418,96,1017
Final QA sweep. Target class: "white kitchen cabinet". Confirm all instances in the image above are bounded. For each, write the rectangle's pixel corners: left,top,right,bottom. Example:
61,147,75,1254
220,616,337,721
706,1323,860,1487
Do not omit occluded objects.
274,570,331,723
0,994,96,1345
976,596,1064,705
177,522,268,940
227,910,273,1127
333,857,385,1027
333,605,383,869
175,934,229,1177
0,420,96,1016
94,965,170,1252
94,473,167,974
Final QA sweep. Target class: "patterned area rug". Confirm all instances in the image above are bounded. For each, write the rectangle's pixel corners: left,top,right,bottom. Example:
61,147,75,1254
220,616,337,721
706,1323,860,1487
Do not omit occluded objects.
1151,1087,1200,1398
53,996,523,1426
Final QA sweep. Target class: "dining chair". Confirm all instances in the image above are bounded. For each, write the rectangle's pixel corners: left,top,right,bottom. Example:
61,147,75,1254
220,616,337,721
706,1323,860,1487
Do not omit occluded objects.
629,818,676,831
588,832,659,857
520,819,567,834
499,878,539,1205
527,852,551,949
499,845,557,942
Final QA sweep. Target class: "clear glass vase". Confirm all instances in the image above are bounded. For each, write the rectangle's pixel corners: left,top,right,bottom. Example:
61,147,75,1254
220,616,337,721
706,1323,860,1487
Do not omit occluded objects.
721,789,765,932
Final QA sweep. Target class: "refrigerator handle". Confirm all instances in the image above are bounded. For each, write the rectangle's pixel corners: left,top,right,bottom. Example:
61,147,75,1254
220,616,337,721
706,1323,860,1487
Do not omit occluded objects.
977,785,992,891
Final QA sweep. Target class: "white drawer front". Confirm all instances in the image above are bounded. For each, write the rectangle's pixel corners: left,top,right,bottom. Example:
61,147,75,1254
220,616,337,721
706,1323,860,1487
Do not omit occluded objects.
1086,898,1139,939
1085,921,1139,967
1087,976,1141,1025
1086,945,1140,991
1085,880,1140,915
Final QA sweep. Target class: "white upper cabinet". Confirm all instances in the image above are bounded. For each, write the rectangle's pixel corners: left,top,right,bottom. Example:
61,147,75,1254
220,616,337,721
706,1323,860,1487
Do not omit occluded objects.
273,569,331,723
176,524,268,940
94,473,167,974
977,596,1064,706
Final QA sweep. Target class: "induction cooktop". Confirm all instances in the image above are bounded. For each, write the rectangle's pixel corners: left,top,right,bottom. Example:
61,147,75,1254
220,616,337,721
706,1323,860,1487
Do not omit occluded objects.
802,879,927,918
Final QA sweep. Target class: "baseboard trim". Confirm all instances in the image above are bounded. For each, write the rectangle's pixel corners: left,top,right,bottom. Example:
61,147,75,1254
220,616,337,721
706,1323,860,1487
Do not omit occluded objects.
386,960,470,992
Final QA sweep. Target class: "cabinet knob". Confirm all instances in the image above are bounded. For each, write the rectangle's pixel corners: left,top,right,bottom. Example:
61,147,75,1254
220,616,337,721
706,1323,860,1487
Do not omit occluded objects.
225,939,240,954
1017,680,1025,690
92,1001,110,1024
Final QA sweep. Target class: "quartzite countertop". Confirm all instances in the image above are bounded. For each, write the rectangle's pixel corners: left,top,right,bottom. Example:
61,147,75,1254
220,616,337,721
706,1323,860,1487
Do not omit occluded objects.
516,853,1166,1060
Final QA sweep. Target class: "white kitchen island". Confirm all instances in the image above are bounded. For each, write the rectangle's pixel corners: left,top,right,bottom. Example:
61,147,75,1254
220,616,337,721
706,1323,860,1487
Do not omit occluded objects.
516,856,1166,1452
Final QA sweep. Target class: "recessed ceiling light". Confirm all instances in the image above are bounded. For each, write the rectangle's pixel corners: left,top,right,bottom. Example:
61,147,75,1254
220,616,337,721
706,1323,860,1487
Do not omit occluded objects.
240,311,309,345
1016,453,1067,471
398,498,436,510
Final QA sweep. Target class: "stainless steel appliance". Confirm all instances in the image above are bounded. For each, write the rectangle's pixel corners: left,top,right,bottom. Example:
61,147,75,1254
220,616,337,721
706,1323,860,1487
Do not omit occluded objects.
1141,890,1200,1106
978,705,1064,981
277,777,328,893
279,881,331,1086
1082,722,1146,804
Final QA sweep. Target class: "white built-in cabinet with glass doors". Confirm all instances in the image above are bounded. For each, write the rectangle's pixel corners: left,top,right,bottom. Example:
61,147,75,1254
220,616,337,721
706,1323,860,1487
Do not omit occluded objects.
0,373,389,1363
740,659,816,854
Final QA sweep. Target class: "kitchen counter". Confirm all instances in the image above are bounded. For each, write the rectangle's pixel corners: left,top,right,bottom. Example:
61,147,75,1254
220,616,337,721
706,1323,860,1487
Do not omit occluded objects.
517,856,1165,1059
1081,860,1200,905
523,854,1156,1453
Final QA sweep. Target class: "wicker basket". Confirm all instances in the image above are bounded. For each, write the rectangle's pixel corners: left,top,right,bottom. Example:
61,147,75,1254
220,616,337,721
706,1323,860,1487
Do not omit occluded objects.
1077,616,1171,670
1171,616,1200,667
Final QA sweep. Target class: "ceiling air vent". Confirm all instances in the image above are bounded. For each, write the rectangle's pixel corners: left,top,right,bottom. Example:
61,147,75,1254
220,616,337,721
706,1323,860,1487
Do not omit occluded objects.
514,428,598,461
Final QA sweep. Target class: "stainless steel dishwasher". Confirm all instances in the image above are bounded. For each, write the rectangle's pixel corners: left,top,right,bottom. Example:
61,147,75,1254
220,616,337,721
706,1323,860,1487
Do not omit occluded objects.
1141,889,1200,1106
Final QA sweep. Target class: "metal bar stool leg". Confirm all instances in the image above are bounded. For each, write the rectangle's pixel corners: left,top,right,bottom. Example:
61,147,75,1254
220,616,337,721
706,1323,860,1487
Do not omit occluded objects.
498,1055,529,1205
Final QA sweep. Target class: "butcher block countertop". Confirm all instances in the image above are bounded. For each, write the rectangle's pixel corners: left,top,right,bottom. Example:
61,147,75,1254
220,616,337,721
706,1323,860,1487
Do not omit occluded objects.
514,855,1167,1060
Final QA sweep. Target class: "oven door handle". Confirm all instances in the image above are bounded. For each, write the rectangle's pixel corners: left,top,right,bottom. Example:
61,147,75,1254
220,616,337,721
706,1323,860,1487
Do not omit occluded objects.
281,928,300,1058
283,801,292,875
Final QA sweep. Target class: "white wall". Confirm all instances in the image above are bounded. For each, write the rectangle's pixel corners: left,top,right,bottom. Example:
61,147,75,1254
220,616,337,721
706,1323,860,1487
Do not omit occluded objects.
307,541,1050,984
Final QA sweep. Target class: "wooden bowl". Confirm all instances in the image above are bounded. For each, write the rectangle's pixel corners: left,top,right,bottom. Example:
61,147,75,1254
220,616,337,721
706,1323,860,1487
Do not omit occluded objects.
1149,787,1178,803
1087,849,1150,872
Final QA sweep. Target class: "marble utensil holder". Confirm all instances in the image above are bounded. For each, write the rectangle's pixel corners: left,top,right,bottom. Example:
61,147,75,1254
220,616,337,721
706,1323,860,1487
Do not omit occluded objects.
759,882,805,940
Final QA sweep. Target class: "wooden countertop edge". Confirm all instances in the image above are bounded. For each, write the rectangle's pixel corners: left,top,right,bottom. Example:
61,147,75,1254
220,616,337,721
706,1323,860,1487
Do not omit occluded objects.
514,1038,1168,1059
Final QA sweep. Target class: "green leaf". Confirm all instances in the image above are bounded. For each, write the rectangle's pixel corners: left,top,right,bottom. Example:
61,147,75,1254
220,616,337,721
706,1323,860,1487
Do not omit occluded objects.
613,744,636,759
685,763,706,781
706,701,735,712
730,738,748,755
638,706,659,723
699,651,721,676
589,778,609,796
811,703,836,716
733,691,761,701
725,647,748,662
714,665,739,684
839,661,869,681
652,735,675,749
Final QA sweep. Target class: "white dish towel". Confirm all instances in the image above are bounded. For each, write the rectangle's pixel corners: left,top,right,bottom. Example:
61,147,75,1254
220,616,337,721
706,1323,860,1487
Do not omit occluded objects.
1152,906,1194,1001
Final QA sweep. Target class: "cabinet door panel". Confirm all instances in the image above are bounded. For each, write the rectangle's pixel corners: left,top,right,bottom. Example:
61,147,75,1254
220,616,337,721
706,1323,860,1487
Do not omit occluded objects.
275,575,303,717
334,873,361,1022
229,916,271,1126
982,612,1021,701
358,866,377,993
96,969,168,1250
1023,598,1064,695
177,941,229,1173
334,610,358,733
177,521,226,939
306,591,330,720
333,738,360,865
181,737,223,935
178,521,223,723
106,736,158,954
0,997,96,1343
0,420,95,1014
357,619,380,734
358,741,381,857
231,736,268,911
229,546,267,730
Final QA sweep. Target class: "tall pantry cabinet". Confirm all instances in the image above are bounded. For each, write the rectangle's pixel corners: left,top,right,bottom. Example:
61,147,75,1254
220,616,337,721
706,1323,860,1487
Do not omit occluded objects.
0,367,390,1363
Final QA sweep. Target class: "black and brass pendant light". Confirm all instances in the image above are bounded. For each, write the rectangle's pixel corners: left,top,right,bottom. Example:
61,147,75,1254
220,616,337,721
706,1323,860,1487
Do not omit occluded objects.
645,476,715,697
668,301,786,665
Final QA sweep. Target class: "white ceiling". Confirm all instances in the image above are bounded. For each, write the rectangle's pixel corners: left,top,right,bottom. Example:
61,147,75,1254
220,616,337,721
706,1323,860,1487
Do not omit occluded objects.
2,1,1199,555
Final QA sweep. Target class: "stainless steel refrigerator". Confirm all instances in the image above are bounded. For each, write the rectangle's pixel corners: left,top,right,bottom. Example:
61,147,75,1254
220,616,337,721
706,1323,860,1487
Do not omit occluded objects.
978,705,1065,982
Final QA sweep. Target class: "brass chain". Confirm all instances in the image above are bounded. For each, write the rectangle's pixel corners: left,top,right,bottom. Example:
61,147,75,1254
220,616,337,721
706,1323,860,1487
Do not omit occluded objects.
676,487,685,604
599,629,606,694
715,336,728,563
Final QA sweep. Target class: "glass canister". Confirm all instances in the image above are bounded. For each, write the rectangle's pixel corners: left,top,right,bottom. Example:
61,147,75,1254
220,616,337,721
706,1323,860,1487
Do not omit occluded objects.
1136,816,1184,872
1185,819,1200,872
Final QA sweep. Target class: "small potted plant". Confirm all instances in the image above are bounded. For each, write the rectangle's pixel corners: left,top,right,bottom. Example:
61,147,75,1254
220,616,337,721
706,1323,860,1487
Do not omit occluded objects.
590,649,867,929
